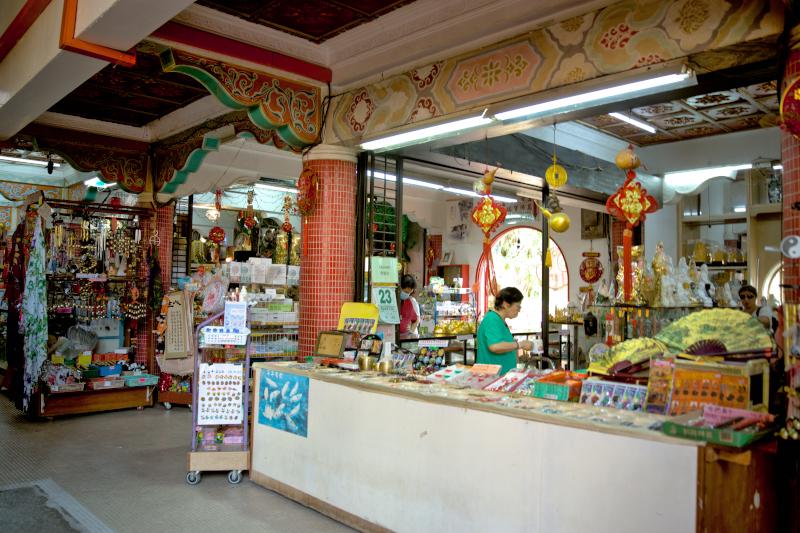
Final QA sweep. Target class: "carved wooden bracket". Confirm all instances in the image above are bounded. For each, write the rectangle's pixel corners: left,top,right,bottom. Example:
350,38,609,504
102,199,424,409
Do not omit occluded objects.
160,48,321,148
152,110,300,194
17,124,148,193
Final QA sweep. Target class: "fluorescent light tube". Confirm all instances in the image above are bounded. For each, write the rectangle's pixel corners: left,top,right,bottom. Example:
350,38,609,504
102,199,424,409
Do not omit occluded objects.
496,72,692,121
773,164,783,170
84,177,112,188
361,114,493,151
609,112,656,133
254,183,298,193
733,206,746,213
0,155,60,168
442,186,517,203
404,177,443,190
664,164,751,194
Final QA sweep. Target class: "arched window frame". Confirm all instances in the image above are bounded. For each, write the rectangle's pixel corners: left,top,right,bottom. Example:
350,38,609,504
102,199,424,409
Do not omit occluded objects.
475,225,570,326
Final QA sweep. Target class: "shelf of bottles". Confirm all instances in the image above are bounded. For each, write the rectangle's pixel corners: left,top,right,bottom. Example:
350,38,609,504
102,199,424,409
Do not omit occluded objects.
590,304,703,345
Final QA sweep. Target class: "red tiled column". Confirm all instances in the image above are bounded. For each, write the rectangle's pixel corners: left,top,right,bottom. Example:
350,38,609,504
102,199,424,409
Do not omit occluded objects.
299,145,358,356
156,204,174,287
784,48,800,304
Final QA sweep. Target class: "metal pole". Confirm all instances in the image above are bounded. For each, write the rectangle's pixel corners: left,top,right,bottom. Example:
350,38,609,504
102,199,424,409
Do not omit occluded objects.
541,183,550,357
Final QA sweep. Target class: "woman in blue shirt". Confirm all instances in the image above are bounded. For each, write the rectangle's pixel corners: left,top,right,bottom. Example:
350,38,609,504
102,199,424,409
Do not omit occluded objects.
476,287,533,373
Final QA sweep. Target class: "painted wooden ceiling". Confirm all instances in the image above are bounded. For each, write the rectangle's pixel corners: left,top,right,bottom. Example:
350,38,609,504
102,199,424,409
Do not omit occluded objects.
194,0,419,43
579,81,779,146
47,47,209,127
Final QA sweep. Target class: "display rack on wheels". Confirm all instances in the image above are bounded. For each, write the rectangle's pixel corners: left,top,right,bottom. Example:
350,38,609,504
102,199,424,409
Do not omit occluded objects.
186,307,251,485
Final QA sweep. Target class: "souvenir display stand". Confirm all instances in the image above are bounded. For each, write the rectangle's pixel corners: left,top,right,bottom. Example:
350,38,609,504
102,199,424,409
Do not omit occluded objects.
250,362,777,533
31,200,159,418
186,308,251,485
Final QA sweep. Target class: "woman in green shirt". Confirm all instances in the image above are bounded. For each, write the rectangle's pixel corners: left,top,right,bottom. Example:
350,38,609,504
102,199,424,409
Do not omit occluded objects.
476,287,534,373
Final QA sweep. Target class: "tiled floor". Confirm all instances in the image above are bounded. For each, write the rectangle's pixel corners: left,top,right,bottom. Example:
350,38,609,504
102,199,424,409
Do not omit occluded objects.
0,397,353,533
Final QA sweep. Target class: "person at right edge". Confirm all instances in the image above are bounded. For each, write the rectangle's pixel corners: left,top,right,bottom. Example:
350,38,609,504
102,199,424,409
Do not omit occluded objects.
476,287,533,373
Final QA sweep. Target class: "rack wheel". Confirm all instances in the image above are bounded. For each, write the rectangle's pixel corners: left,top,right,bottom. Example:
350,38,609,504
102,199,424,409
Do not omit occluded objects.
163,402,172,410
186,471,201,485
227,470,242,484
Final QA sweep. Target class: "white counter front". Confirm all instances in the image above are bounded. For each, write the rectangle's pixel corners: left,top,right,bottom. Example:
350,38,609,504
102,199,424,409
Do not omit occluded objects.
251,363,701,533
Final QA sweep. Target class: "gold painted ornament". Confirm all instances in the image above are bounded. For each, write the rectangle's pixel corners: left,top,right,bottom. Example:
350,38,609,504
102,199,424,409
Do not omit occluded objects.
545,159,568,188
614,144,641,170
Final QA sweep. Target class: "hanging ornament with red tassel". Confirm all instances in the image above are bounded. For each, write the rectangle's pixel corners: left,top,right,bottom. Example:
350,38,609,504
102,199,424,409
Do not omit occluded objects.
470,167,507,297
606,145,658,303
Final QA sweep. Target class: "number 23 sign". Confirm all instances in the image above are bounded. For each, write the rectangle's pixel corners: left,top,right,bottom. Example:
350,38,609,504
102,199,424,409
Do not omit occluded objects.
371,286,400,324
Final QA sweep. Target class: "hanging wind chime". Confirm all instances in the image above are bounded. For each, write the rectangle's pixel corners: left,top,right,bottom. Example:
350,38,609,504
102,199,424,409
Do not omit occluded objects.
606,145,658,303
471,167,507,297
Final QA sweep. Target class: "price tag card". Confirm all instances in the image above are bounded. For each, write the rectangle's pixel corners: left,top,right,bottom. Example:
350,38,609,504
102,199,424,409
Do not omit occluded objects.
371,286,400,324
418,339,449,348
456,334,474,341
470,363,502,375
224,301,248,329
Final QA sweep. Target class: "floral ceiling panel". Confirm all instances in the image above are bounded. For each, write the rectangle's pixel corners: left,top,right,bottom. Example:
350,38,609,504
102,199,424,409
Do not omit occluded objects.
48,49,209,127
579,81,778,146
195,0,418,43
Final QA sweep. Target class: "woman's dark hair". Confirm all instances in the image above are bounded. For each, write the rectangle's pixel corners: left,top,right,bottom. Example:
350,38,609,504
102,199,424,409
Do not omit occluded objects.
400,274,417,291
738,284,757,297
494,287,524,310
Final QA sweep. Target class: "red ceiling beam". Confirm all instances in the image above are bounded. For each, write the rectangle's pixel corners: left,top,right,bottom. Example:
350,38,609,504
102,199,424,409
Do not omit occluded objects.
152,21,332,84
0,0,53,64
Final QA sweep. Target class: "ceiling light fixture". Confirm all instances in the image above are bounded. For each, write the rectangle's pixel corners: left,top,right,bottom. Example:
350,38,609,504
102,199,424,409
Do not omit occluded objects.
495,66,695,121
360,112,492,151
83,177,113,188
442,186,517,203
733,206,747,213
0,155,60,168
608,112,656,133
773,164,783,171
664,163,752,194
254,183,298,194
372,170,517,199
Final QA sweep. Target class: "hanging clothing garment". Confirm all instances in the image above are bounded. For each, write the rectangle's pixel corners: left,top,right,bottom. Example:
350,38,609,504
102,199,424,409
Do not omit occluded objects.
6,222,30,410
22,217,48,413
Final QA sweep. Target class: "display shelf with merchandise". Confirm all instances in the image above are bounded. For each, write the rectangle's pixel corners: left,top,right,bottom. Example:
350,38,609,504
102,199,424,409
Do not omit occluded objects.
417,287,477,338
187,309,252,485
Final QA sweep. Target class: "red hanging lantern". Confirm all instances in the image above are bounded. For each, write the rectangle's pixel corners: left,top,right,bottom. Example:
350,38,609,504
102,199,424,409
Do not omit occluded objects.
606,146,658,303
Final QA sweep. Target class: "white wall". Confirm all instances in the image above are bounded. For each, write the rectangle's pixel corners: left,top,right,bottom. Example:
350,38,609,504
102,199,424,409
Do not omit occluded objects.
645,203,678,261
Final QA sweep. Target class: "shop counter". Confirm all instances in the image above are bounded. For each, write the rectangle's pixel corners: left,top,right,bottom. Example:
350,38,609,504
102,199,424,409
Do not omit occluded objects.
250,362,776,533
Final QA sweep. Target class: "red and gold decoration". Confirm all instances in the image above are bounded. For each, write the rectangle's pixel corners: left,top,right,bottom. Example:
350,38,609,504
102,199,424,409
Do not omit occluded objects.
160,48,321,148
781,54,800,139
296,165,319,216
606,145,658,303
240,189,257,230
471,167,507,296
580,251,604,284
208,226,225,245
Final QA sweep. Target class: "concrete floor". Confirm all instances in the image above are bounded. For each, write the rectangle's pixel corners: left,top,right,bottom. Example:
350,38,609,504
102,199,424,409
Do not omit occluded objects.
0,397,354,533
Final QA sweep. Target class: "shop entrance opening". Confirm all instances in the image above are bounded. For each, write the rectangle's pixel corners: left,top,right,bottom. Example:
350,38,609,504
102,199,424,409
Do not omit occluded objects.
476,226,568,331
